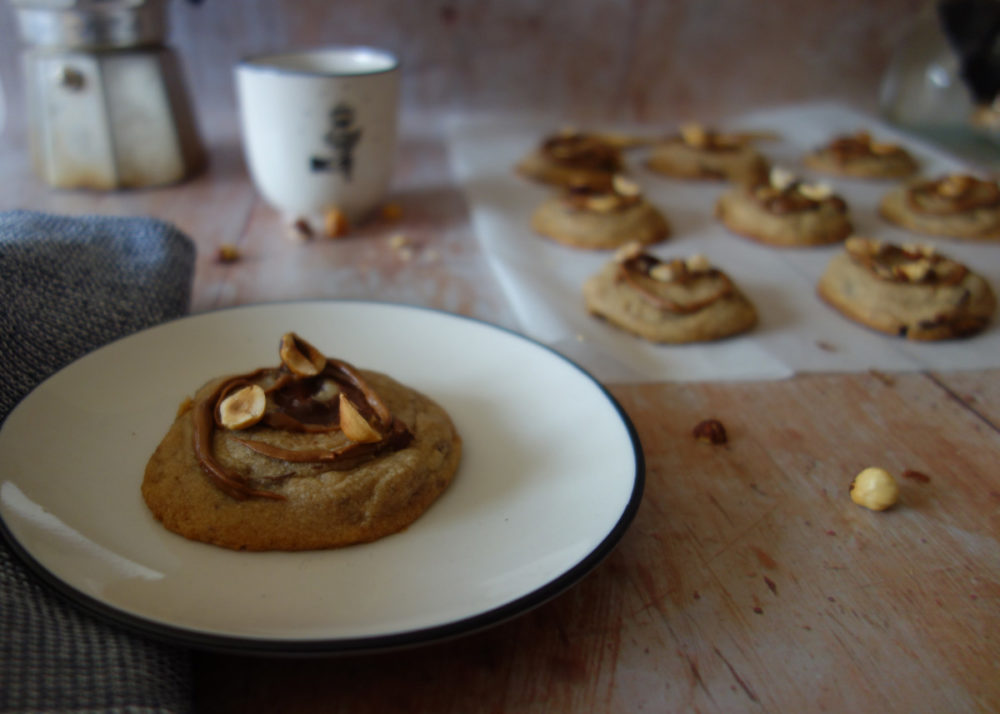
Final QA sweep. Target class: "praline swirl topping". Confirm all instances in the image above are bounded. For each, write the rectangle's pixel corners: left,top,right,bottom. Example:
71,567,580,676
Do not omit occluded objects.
540,130,622,172
822,131,907,162
674,123,749,153
192,333,413,500
904,174,1000,215
613,243,734,313
844,236,967,285
563,174,643,213
751,167,847,215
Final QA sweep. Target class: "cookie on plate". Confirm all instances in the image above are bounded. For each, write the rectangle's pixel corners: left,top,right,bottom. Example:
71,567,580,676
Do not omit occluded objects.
583,244,758,343
879,173,1000,240
515,129,623,189
817,236,996,339
645,123,770,184
715,167,852,247
531,174,670,250
804,130,918,179
142,333,462,551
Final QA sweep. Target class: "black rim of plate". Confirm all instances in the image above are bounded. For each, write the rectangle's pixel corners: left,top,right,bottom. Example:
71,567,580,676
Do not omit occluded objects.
0,300,645,656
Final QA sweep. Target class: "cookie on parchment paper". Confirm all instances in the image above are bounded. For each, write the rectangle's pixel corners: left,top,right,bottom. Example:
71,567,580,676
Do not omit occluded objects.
716,167,852,247
804,130,919,179
879,173,1000,241
583,244,758,343
531,174,670,250
515,129,623,190
646,123,771,185
817,236,995,340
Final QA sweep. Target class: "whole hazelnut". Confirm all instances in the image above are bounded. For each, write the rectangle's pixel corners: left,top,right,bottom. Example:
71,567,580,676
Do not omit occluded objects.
850,467,900,511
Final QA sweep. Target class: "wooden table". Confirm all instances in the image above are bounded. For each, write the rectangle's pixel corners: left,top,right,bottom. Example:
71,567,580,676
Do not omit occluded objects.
2,116,999,713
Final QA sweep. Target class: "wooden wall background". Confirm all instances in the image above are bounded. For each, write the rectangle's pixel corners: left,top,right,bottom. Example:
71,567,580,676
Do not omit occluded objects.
0,0,923,140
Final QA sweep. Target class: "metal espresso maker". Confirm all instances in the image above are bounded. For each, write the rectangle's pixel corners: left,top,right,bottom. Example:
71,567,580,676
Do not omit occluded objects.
9,0,205,189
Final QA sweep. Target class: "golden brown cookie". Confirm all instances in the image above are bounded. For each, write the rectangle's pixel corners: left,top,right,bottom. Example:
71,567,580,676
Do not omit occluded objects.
515,129,623,189
715,167,852,247
804,130,918,179
142,333,462,551
879,173,1000,240
817,236,996,339
583,244,758,343
645,123,770,184
531,174,670,250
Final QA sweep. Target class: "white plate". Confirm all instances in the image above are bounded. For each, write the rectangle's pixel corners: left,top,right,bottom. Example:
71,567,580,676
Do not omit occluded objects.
0,301,642,653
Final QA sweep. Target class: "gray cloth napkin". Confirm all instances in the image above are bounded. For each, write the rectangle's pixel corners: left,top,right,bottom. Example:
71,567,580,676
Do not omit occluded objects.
0,210,195,713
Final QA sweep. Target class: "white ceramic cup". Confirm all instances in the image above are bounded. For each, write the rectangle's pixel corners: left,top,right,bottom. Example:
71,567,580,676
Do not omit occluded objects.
236,46,400,222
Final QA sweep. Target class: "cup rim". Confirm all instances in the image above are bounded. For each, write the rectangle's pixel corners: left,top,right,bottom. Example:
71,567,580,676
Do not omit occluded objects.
238,45,399,78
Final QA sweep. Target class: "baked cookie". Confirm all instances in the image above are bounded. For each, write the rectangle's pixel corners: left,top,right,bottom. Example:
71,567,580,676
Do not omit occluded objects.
804,131,918,179
583,244,758,343
531,174,670,250
515,129,623,189
142,333,462,551
879,173,1000,240
818,236,996,339
645,123,770,184
715,167,852,247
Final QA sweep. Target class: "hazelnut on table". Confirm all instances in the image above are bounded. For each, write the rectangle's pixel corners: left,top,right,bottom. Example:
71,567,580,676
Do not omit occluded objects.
850,467,900,511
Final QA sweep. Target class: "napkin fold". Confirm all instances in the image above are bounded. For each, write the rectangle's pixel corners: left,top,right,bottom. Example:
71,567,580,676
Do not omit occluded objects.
0,210,195,713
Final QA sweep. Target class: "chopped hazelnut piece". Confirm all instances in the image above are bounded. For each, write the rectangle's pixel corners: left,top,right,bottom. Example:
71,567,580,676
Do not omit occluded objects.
685,254,711,273
339,393,382,443
798,182,833,201
312,379,340,402
896,260,933,283
323,208,351,238
279,332,327,376
612,174,641,197
845,236,883,257
216,244,241,264
937,174,972,197
693,418,727,444
769,167,795,191
586,195,620,212
680,122,709,148
614,241,645,263
850,467,900,511
901,242,937,257
218,384,266,430
650,263,676,282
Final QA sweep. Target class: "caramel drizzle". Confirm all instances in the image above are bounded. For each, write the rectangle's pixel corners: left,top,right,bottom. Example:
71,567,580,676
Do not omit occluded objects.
905,176,1000,215
617,255,734,313
192,359,412,501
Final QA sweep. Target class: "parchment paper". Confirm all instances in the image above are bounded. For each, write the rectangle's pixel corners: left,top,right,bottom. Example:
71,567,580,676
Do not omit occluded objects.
447,103,1000,382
